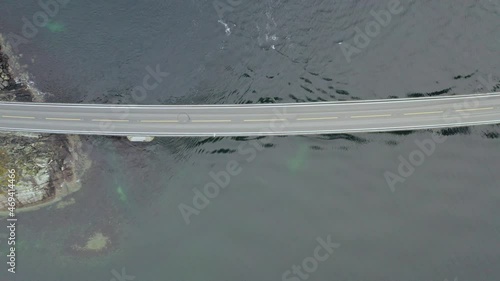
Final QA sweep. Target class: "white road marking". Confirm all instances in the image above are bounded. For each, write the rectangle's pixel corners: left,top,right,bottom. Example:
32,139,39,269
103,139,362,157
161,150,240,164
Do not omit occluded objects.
1,92,498,109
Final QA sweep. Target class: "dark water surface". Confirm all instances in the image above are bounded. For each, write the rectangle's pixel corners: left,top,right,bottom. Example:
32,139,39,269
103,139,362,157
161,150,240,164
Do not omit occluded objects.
1,0,500,280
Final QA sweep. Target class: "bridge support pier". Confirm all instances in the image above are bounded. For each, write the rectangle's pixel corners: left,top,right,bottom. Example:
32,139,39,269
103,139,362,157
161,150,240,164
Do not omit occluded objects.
126,136,155,142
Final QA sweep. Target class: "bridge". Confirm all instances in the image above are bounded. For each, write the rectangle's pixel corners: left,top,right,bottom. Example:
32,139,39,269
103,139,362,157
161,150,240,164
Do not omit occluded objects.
0,93,499,138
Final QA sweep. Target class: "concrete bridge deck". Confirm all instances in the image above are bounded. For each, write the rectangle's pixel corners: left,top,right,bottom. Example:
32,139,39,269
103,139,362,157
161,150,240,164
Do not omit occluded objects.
0,93,499,137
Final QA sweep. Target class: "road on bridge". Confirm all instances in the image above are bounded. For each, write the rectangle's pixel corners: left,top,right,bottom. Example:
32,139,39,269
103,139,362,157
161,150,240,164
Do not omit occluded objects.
0,93,499,137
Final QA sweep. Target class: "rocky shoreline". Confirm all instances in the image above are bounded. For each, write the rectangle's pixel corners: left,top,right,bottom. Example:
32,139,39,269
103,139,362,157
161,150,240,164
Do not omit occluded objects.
0,38,90,213
0,48,16,91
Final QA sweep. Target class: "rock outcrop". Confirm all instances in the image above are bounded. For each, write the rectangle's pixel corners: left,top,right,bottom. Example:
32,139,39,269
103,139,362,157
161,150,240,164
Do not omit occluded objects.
0,37,90,213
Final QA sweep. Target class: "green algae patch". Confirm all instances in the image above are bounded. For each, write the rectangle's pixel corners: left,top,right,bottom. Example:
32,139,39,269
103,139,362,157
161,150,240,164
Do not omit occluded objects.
116,186,127,202
46,21,66,33
287,143,309,172
108,149,131,205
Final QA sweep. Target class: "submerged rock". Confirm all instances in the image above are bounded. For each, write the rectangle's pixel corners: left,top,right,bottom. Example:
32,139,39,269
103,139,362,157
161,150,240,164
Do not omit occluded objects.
72,232,110,252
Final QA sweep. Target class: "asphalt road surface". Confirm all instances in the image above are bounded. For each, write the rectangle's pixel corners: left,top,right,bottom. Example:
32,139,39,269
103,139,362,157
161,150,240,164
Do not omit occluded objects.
0,93,499,137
